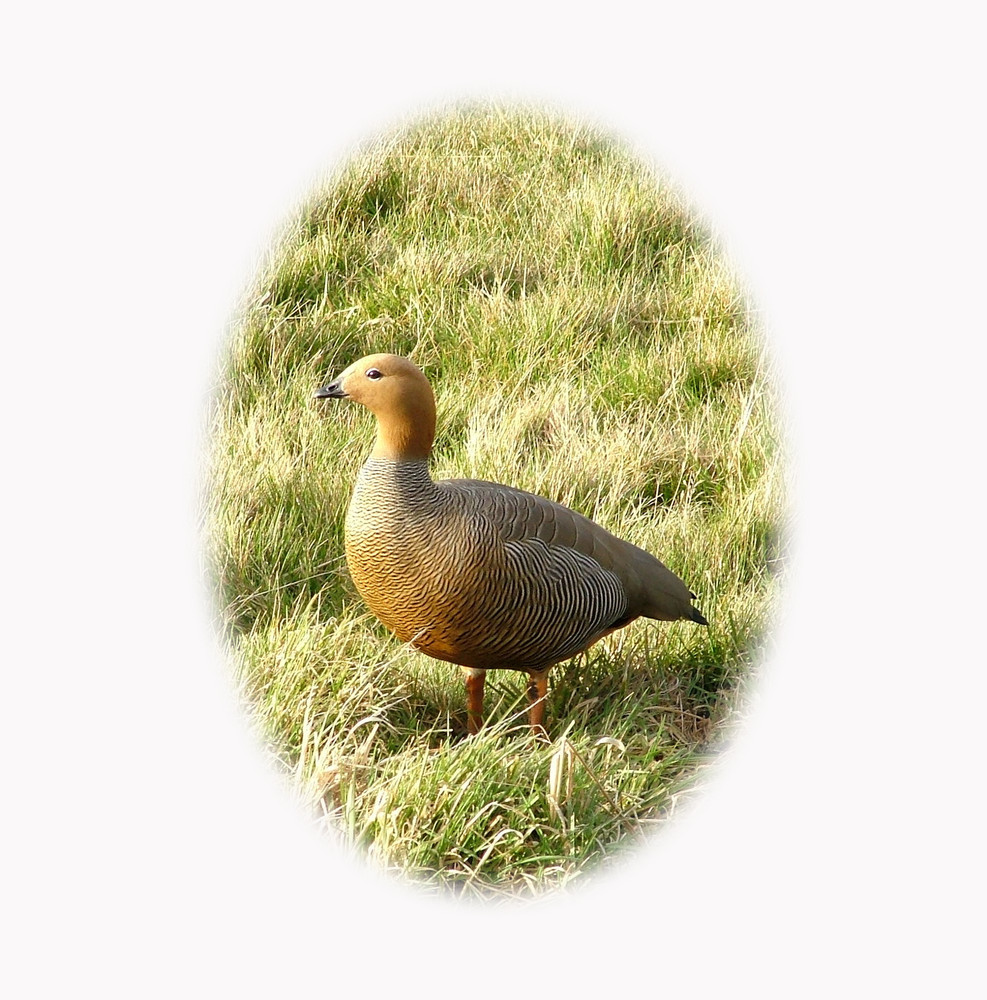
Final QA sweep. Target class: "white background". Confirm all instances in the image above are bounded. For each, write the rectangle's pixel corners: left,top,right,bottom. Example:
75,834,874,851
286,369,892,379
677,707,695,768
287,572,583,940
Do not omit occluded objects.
4,3,984,996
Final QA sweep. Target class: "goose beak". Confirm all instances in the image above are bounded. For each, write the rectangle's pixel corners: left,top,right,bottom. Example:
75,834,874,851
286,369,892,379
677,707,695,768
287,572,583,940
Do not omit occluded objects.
314,379,347,399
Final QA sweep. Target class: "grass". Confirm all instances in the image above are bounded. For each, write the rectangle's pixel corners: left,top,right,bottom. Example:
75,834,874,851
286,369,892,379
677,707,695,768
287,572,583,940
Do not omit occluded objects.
205,104,785,898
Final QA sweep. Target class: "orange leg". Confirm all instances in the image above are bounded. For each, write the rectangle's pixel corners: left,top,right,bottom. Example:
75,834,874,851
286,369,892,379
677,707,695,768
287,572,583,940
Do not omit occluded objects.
526,670,550,740
463,668,486,735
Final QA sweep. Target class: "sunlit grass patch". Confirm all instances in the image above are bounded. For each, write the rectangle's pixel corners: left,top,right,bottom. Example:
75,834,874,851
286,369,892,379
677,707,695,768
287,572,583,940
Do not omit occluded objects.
206,104,785,896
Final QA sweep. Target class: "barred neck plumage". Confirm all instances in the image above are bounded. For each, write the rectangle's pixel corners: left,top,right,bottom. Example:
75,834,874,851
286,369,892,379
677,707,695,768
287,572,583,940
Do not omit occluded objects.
351,457,436,511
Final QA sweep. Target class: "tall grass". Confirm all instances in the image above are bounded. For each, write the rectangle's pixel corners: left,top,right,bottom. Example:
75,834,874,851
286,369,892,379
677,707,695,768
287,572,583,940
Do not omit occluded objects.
206,105,784,898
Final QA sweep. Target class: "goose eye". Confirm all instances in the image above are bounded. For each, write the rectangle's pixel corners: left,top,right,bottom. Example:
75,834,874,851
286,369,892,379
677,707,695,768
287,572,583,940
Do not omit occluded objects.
365,368,383,380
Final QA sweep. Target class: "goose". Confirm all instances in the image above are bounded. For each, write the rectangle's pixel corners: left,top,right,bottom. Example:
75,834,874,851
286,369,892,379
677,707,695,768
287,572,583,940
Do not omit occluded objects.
315,353,707,736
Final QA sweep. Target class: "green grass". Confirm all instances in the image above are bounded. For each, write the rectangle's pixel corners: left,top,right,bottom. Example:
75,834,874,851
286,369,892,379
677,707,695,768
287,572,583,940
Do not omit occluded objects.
205,104,785,898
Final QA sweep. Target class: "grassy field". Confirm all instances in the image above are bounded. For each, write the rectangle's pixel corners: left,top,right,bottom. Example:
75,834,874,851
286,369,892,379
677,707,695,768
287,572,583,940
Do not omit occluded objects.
206,104,784,898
